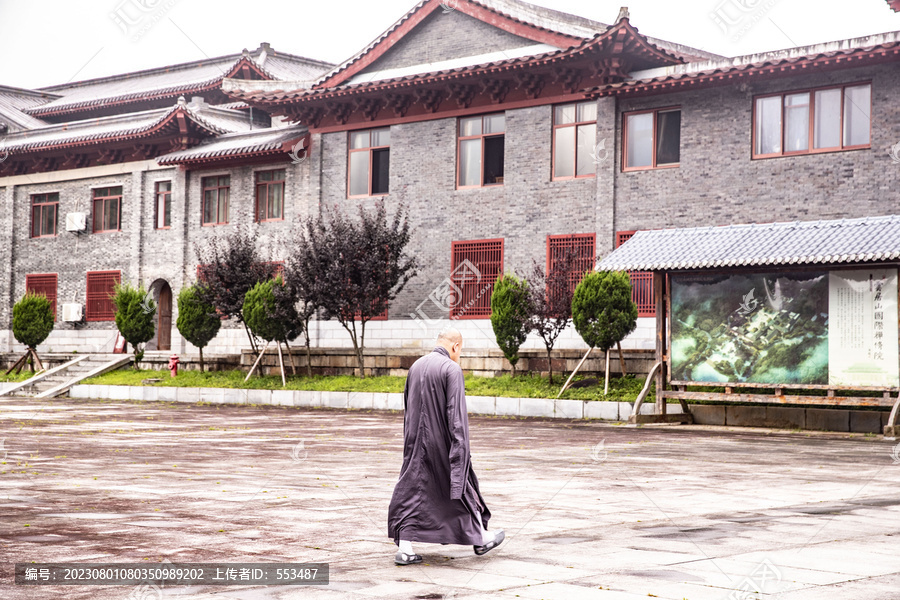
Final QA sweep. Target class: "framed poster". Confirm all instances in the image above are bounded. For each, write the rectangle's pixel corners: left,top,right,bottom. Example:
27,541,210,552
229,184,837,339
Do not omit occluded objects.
828,270,898,387
670,268,898,387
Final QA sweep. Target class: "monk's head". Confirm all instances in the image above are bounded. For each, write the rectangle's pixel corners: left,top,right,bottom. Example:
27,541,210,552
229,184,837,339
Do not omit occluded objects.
436,328,463,363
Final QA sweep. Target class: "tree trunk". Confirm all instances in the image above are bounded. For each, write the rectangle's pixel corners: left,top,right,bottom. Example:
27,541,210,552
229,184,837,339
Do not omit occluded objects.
304,334,312,378
546,346,553,384
617,341,627,376
344,320,365,378
199,346,205,373
242,320,258,355
285,341,297,376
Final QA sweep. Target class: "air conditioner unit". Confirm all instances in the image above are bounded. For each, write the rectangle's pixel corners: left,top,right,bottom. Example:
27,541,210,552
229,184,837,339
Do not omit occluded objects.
66,212,86,232
62,303,83,322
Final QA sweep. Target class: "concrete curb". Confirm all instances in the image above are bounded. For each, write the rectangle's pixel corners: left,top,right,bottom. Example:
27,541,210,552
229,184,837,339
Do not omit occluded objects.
67,384,673,421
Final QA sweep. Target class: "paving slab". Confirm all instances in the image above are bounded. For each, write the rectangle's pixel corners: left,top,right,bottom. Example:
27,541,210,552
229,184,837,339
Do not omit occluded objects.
0,396,898,600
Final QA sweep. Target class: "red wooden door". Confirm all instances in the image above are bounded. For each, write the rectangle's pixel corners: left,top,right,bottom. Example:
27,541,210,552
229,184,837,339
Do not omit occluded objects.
157,283,172,351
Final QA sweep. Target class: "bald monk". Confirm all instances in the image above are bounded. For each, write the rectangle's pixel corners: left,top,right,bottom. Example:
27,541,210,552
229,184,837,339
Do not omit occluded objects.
387,328,504,565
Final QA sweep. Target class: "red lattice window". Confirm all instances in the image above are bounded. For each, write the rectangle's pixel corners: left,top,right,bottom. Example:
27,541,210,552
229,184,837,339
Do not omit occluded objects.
547,233,596,295
26,273,58,320
616,231,654,317
450,238,504,319
86,270,121,322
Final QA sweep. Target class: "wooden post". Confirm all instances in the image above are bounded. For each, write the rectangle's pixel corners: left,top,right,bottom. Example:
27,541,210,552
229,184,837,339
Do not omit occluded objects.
276,342,286,387
5,353,27,376
557,347,593,398
654,271,667,416
245,341,271,382
604,349,610,395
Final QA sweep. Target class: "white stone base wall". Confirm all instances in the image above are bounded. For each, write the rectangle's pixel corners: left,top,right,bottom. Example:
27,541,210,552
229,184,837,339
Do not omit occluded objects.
0,317,657,355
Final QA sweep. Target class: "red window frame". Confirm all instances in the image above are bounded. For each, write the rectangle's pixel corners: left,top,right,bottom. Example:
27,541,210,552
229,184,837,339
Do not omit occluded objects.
201,175,230,226
449,238,504,319
155,181,172,229
26,273,58,320
86,270,121,322
255,169,286,222
622,106,681,172
616,231,654,317
31,192,59,238
552,101,598,180
457,114,505,188
751,82,872,159
546,233,596,295
92,186,122,233
347,128,390,198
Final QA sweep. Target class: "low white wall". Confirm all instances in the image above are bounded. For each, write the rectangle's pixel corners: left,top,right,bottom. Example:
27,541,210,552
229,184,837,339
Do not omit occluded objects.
0,317,657,355
68,384,673,420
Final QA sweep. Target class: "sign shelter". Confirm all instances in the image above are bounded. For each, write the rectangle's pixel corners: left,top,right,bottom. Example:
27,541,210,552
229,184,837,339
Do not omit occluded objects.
599,216,900,437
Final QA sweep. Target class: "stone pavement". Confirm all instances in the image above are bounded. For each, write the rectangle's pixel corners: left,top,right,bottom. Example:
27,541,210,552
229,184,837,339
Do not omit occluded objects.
1,396,899,600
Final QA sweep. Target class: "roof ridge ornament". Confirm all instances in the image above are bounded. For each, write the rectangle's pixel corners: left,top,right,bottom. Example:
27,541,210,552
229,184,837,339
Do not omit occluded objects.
616,7,630,23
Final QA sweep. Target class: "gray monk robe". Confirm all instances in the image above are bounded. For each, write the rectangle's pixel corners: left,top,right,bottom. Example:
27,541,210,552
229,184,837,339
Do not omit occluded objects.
387,346,491,546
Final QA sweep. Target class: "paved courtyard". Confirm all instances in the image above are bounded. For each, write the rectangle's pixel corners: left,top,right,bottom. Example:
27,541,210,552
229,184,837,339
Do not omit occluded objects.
1,396,899,599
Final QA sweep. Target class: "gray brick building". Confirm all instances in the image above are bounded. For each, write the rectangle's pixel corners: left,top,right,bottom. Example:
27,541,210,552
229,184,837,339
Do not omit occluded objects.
1,0,898,356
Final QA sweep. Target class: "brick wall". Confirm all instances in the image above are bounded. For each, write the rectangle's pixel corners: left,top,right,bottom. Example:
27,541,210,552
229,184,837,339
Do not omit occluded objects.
612,65,900,242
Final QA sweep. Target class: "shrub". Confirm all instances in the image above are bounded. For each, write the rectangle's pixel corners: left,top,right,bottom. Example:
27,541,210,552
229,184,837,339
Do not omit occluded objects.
176,284,221,372
490,272,530,376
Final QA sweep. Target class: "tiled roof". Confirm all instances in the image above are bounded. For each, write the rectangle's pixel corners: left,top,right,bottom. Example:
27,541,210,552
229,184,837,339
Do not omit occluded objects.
231,20,684,105
585,31,900,97
0,86,53,131
25,47,332,117
0,101,254,154
313,0,718,88
157,125,307,164
598,216,900,272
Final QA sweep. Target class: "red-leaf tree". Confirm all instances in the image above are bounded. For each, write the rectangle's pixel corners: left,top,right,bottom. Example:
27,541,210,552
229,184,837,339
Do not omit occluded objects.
526,249,577,383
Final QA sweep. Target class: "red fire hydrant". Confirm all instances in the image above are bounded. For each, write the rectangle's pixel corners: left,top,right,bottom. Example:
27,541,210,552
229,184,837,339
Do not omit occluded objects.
168,354,180,378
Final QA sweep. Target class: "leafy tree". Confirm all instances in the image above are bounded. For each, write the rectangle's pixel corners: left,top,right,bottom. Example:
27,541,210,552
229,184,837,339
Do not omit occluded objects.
194,225,278,354
572,271,638,394
113,282,157,370
244,276,303,380
176,284,221,373
290,201,417,377
526,249,577,383
244,276,302,345
490,272,530,377
10,292,54,373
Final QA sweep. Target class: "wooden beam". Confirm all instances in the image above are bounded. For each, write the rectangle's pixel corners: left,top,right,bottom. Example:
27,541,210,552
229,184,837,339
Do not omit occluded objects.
661,390,895,408
654,271,667,416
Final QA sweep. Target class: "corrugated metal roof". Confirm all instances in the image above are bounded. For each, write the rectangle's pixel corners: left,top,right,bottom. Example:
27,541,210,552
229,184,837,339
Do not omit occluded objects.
598,216,900,272
156,125,307,164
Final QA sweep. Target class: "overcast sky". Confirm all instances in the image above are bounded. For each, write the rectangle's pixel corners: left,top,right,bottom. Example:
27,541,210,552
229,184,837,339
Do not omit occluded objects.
1,0,898,90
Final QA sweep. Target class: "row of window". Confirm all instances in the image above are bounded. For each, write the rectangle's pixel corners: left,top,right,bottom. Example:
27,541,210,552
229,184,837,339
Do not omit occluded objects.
25,232,653,325
346,81,872,196
347,101,599,197
28,170,286,237
447,232,654,319
24,271,120,322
